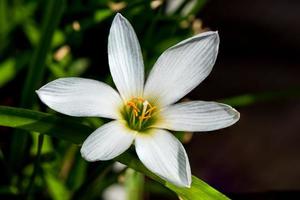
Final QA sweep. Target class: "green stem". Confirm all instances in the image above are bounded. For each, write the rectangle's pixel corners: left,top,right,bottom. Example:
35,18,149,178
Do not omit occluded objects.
0,0,8,53
125,169,144,200
25,134,44,198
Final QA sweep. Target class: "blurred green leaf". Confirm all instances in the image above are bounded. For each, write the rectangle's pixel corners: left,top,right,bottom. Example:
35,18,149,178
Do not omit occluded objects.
44,171,70,200
0,1,36,52
49,57,90,78
0,106,229,200
0,53,30,87
94,9,113,23
52,30,66,48
0,59,16,87
13,2,36,26
23,21,40,46
220,87,300,107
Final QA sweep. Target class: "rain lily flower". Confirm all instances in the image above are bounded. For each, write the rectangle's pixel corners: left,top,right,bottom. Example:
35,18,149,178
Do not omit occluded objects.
36,13,239,187
103,184,126,200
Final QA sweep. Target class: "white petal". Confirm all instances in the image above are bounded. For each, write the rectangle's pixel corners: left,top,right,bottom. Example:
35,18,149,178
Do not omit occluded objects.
80,121,135,161
144,31,219,107
156,101,240,132
108,13,144,100
36,77,122,119
135,129,191,187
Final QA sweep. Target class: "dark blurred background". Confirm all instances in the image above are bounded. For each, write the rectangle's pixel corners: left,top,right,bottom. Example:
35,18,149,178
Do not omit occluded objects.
0,0,299,199
187,0,300,199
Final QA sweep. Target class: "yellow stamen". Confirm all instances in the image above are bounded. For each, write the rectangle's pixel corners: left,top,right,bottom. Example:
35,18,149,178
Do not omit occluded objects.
124,97,157,131
133,109,138,117
145,107,156,115
127,101,140,112
140,115,151,120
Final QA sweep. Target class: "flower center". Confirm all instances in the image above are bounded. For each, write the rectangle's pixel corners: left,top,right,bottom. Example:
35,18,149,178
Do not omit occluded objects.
121,97,157,131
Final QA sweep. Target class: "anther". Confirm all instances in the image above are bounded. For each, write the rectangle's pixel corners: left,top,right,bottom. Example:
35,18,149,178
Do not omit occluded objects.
127,101,140,112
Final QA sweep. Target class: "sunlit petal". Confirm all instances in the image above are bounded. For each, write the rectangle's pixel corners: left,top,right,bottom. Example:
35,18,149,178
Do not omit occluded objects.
135,129,191,187
144,31,219,107
108,13,144,100
156,101,240,132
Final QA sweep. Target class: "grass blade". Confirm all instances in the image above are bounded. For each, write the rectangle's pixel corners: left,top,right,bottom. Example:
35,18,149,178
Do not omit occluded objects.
21,0,66,107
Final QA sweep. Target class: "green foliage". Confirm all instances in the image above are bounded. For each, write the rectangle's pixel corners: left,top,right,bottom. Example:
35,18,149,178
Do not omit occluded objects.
0,106,229,200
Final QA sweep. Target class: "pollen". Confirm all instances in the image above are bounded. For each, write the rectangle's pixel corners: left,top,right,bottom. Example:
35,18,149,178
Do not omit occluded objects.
122,97,157,131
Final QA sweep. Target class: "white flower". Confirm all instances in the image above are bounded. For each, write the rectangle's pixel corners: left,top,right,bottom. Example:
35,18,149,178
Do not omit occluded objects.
103,184,126,200
36,13,239,188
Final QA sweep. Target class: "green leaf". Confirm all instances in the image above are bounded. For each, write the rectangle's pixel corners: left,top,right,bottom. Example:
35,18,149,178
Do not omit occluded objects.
0,106,90,144
0,106,229,200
